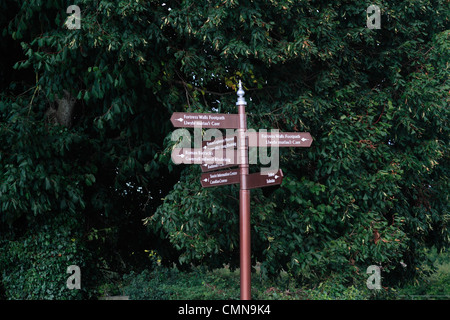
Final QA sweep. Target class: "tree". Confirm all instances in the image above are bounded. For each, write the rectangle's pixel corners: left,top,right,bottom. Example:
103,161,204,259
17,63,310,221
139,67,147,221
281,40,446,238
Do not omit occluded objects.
1,0,178,298
145,0,449,286
0,0,448,299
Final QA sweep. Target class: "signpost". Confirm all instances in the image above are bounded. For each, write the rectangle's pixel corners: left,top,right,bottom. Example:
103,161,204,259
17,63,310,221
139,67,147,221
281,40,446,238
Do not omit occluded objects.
169,81,313,300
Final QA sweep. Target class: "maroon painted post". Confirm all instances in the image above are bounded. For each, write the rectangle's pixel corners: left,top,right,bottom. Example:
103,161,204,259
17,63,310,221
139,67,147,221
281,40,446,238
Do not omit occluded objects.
237,81,251,300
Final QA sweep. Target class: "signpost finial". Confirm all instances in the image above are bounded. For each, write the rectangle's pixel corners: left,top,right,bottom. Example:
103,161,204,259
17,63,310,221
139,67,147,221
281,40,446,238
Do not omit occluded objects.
236,80,247,106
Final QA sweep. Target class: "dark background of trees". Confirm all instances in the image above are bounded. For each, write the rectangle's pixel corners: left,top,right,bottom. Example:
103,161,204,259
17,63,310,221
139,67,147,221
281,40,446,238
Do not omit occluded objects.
0,0,448,299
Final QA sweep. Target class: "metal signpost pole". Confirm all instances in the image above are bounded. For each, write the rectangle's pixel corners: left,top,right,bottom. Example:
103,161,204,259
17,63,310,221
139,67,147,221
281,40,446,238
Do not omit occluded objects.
236,81,251,300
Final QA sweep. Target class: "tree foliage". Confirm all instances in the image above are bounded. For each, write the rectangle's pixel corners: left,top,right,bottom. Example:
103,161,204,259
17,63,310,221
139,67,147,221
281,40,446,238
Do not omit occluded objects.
145,0,449,285
0,0,448,298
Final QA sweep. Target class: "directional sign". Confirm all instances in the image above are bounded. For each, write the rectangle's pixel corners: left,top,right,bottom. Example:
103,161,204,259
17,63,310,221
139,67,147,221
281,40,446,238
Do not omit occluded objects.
200,162,238,172
202,135,237,151
247,132,313,147
171,112,239,128
247,169,284,189
200,168,240,188
171,148,239,165
168,82,314,300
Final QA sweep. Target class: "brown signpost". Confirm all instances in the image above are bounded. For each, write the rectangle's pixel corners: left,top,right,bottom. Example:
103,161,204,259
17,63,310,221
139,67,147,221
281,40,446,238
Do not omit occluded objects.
169,81,313,300
236,83,251,301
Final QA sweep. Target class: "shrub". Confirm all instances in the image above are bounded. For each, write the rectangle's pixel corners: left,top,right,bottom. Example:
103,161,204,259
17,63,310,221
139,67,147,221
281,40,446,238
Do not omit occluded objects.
121,266,374,300
397,248,450,300
122,266,241,300
0,215,95,300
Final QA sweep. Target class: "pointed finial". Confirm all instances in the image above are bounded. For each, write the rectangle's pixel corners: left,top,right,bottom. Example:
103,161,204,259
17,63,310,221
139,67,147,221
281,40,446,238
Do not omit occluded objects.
236,80,247,106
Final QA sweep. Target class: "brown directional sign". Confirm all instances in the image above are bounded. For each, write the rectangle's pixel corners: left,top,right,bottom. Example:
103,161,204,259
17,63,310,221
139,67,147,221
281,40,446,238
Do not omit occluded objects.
171,112,239,128
200,162,238,172
247,169,284,189
200,168,240,188
202,135,237,151
171,148,239,165
247,132,313,147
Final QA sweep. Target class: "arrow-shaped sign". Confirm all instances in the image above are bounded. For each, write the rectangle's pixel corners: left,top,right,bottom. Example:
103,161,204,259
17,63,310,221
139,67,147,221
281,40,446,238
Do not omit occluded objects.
172,148,239,165
171,148,211,164
200,162,238,172
200,168,240,188
170,112,239,128
247,132,313,147
202,135,237,151
247,169,284,189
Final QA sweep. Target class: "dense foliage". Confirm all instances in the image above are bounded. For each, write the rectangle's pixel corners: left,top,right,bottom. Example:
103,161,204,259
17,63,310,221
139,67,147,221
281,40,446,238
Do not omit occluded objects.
0,0,448,299
119,248,450,300
146,0,449,287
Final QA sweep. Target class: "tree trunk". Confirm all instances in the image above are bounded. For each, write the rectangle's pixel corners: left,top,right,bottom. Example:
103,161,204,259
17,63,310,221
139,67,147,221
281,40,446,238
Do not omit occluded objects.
45,90,76,128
